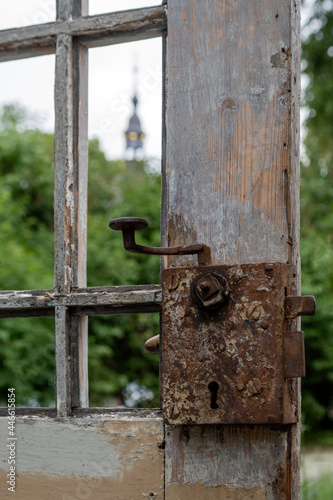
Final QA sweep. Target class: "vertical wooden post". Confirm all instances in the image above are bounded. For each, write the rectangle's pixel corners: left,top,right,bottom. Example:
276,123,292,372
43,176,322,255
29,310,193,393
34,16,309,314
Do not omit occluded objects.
54,0,89,415
164,0,301,498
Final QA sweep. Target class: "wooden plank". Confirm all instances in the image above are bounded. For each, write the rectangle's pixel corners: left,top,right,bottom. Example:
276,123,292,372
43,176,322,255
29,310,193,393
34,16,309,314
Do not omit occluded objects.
73,408,163,418
0,6,167,62
72,0,88,19
0,408,56,417
0,407,162,417
71,0,89,408
56,0,73,21
55,306,71,417
165,0,301,498
57,0,88,21
70,314,88,408
0,285,162,317
289,2,302,497
165,425,290,499
165,0,298,269
0,416,164,499
51,28,72,418
54,32,74,296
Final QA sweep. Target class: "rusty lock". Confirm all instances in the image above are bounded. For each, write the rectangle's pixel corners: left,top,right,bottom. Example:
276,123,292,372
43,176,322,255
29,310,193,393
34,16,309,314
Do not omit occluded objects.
109,221,317,425
161,263,316,425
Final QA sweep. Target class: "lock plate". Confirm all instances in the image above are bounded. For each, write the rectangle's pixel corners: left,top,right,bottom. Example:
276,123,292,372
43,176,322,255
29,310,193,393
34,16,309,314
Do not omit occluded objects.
161,263,301,425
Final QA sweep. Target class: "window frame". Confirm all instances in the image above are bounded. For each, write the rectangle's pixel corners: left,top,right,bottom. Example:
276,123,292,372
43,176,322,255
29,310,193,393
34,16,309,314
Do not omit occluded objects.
0,0,166,418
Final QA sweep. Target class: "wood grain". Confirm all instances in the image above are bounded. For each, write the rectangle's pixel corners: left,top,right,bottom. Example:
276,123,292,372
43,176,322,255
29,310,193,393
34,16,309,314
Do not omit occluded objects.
165,0,299,270
0,6,167,62
164,0,301,498
0,285,162,317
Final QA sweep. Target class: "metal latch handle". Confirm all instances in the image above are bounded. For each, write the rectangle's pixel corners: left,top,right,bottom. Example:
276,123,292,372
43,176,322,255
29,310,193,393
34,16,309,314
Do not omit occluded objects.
109,217,211,266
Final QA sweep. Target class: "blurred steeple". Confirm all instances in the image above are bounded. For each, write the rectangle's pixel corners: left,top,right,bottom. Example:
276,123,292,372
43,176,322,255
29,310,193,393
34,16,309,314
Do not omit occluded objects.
125,62,145,159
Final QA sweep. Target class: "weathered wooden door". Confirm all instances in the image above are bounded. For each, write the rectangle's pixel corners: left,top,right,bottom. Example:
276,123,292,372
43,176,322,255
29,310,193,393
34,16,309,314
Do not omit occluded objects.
0,1,301,498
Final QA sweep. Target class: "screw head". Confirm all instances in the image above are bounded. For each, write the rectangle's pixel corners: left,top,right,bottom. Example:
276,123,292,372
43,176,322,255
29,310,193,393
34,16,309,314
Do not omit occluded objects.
246,303,263,322
165,273,180,291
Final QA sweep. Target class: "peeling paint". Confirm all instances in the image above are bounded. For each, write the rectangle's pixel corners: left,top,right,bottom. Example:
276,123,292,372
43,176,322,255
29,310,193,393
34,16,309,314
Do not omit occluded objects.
166,482,267,500
0,417,164,499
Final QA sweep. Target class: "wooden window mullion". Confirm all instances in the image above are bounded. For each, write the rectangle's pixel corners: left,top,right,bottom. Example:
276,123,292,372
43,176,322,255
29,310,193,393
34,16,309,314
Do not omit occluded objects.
71,1,89,408
54,0,89,416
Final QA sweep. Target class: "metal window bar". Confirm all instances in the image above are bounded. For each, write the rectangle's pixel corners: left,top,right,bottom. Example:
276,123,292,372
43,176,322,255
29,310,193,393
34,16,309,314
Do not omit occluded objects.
0,0,166,418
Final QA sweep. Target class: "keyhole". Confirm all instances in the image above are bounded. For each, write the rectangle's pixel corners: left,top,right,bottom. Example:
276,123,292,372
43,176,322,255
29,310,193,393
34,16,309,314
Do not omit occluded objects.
208,381,219,409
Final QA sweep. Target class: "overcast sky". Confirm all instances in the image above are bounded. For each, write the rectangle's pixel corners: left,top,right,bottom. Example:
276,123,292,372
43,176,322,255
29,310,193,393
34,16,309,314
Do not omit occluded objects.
0,1,315,162
0,1,162,161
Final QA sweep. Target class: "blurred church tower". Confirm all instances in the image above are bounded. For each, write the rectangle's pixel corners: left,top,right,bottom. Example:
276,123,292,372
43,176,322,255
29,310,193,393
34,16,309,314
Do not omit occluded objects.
124,64,145,161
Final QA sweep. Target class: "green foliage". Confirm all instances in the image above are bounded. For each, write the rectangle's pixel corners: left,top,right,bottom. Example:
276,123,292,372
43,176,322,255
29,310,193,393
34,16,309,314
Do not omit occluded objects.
0,318,55,407
302,473,333,500
0,104,160,407
87,140,161,407
301,1,333,432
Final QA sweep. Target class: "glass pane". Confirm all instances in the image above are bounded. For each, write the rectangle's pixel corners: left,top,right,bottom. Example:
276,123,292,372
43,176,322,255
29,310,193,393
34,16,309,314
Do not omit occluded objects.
89,0,161,16
0,1,56,31
0,317,55,407
0,56,55,291
88,314,159,408
87,39,162,287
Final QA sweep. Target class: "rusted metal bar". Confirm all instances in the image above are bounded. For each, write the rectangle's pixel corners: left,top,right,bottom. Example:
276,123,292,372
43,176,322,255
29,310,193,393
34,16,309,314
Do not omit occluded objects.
284,331,306,378
109,217,212,266
285,295,316,319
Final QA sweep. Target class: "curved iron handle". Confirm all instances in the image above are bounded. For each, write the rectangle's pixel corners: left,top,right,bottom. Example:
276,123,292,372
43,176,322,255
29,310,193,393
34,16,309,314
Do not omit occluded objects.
109,217,211,266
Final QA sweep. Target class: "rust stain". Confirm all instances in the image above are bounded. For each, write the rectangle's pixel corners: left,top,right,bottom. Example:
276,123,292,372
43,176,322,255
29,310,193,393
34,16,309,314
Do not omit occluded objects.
166,482,267,500
182,7,188,20
162,263,298,425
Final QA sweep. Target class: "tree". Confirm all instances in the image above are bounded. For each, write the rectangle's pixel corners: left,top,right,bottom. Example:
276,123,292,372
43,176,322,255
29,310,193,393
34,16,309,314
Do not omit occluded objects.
301,0,333,435
0,104,160,408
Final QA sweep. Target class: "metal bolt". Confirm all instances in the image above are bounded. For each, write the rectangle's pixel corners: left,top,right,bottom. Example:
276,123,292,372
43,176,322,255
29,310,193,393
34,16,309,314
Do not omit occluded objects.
191,272,230,309
199,281,211,292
